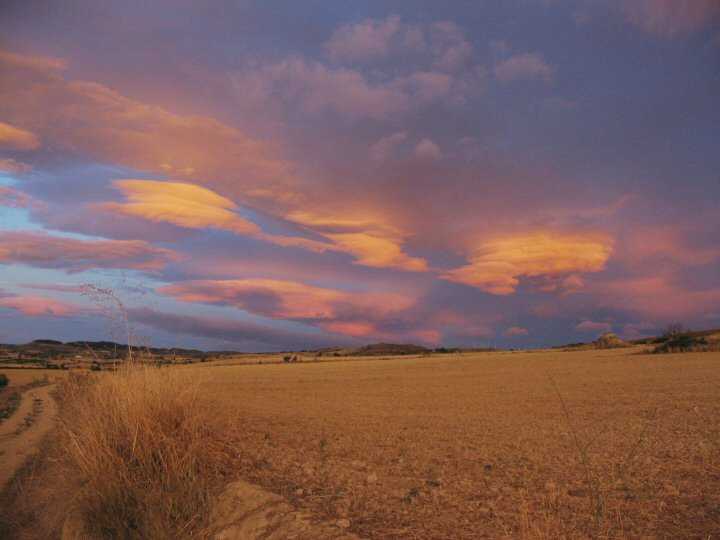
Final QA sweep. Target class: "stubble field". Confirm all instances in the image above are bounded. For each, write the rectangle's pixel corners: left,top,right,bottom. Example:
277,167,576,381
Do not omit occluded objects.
190,347,720,539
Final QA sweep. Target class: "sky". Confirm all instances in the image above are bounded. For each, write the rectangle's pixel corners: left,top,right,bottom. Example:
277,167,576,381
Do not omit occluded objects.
0,0,718,351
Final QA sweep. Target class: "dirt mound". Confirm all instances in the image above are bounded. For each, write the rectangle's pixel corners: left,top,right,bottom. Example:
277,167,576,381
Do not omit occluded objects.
206,480,361,539
593,332,628,349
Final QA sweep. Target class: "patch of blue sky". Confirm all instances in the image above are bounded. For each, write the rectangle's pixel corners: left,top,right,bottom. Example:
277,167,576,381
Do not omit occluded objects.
0,206,45,232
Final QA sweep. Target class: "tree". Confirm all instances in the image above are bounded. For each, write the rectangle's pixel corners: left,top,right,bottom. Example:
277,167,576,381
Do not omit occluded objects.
662,323,685,340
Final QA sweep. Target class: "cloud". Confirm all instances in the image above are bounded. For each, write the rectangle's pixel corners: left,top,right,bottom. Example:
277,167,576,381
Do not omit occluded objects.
325,15,409,63
19,283,86,293
504,326,529,337
324,16,473,72
0,49,293,199
575,320,612,333
0,186,34,208
0,158,32,174
232,19,482,121
0,294,82,317
0,121,39,150
495,52,554,83
430,21,474,72
324,232,428,271
621,0,720,37
414,138,442,160
157,278,416,337
369,131,407,161
621,321,657,339
591,275,720,320
619,225,720,267
233,57,411,120
0,231,178,272
129,307,353,350
102,180,262,235
442,232,613,294
232,58,479,120
101,180,425,271
103,180,329,252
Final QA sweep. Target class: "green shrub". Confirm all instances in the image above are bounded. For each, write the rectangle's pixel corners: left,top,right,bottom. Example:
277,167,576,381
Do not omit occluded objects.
653,333,710,353
0,373,8,388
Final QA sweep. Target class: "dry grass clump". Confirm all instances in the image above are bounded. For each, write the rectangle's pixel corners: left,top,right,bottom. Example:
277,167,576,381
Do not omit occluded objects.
58,366,231,539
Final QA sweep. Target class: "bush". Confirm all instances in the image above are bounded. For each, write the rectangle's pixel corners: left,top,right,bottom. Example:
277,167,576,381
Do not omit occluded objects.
653,333,711,353
0,373,8,388
57,365,231,539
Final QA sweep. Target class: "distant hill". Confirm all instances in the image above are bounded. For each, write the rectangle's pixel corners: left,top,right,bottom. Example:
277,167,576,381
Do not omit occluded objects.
349,343,430,356
0,340,214,362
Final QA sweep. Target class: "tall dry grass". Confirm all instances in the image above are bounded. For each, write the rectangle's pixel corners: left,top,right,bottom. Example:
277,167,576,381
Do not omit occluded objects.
58,366,231,539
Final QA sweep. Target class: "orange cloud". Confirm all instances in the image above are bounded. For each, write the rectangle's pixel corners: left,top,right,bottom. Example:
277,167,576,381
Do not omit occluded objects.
286,209,427,271
103,180,262,235
443,232,613,294
0,295,81,317
101,179,333,253
0,121,39,150
0,231,178,272
101,180,426,271
325,232,428,271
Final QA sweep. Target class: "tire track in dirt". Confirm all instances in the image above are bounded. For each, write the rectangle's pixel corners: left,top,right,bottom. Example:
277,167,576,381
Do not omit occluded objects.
0,384,57,490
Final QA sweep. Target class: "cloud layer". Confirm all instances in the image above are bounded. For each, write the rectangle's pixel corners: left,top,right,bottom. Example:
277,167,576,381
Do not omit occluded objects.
0,3,717,349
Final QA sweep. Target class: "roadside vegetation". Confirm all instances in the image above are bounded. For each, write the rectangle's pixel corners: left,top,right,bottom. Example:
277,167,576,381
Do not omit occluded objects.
56,366,233,539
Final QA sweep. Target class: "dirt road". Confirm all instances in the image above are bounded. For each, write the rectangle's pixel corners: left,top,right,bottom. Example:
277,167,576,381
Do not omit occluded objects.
0,384,57,489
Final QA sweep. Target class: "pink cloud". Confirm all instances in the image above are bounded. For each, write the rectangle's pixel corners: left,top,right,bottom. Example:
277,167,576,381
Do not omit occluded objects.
504,326,529,337
0,120,39,150
156,278,444,341
233,21,482,121
414,138,442,160
158,278,414,321
575,320,613,333
233,56,411,120
0,295,82,317
369,131,407,161
0,158,32,174
0,231,178,272
324,15,408,62
0,186,34,209
130,307,354,350
622,0,720,37
495,52,554,83
0,50,293,202
323,16,473,72
592,276,720,320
